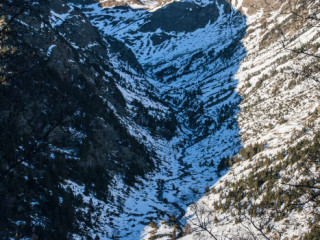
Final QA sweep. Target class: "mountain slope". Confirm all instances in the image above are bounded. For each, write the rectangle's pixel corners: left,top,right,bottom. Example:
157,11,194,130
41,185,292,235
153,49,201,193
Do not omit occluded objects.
181,0,320,239
2,0,318,239
0,0,176,238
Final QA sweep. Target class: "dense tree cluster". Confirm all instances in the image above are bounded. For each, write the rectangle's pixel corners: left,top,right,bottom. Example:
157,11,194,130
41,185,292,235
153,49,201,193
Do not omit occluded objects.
0,0,155,238
209,132,320,239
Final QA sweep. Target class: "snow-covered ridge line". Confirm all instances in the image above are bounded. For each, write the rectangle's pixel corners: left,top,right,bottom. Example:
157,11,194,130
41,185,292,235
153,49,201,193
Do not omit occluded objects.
98,0,180,12
98,0,216,12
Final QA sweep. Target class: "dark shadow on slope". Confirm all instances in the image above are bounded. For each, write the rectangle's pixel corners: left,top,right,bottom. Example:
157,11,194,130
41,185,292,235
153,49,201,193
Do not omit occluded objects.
0,1,156,238
140,2,220,33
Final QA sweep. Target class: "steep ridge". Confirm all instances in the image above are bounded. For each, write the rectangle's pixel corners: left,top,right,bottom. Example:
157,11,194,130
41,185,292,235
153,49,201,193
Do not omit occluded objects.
182,0,320,239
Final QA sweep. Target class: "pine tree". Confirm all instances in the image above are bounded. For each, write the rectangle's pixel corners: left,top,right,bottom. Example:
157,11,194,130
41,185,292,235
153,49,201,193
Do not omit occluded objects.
205,185,210,196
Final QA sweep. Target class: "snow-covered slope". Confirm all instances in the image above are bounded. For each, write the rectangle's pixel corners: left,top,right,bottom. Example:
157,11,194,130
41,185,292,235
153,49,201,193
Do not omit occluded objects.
66,0,248,238
181,0,320,239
